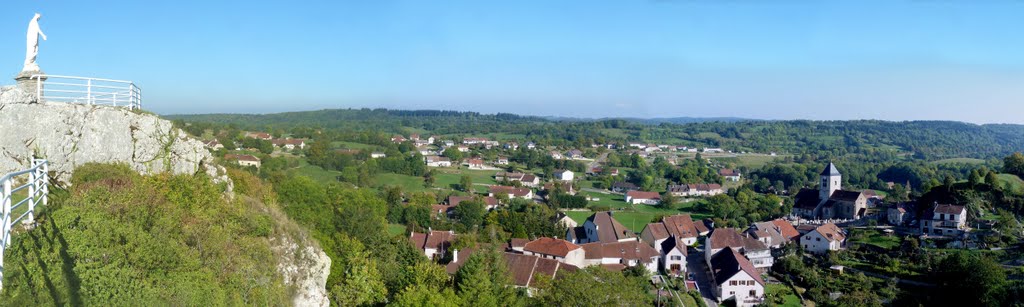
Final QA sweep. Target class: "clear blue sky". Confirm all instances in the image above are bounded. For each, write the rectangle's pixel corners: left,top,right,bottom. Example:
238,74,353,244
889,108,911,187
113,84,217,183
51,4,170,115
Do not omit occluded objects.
2,1,1022,123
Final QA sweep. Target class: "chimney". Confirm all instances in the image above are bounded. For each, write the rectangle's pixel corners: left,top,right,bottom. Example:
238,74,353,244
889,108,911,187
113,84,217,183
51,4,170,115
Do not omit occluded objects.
453,249,459,263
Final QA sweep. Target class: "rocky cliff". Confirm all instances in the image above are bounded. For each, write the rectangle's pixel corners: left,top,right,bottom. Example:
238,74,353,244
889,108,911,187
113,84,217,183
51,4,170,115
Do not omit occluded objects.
0,86,226,186
0,86,330,306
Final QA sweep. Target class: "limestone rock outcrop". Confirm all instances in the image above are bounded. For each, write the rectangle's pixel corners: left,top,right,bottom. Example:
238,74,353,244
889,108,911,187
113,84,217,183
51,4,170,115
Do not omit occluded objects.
0,87,228,189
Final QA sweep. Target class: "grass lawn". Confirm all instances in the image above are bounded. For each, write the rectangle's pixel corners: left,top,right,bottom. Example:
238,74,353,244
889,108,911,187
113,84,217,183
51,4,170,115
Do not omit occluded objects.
329,141,376,150
433,168,499,191
292,160,343,183
931,158,986,165
376,173,429,192
996,174,1024,195
849,228,901,250
765,284,802,307
565,198,713,233
387,223,406,236
710,155,784,169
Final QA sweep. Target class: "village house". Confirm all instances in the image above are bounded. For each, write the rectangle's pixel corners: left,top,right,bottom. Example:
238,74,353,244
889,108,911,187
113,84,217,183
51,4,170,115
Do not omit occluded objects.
667,183,724,197
566,211,635,244
391,135,406,143
495,172,540,187
523,237,586,267
793,163,868,220
489,185,533,199
705,228,773,270
408,230,456,260
448,195,500,211
625,190,661,205
463,137,489,145
642,214,708,248
414,139,431,147
720,169,742,181
245,132,273,140
544,182,576,195
556,212,578,228
549,151,564,160
746,219,800,249
503,252,578,293
504,142,519,150
224,154,261,168
271,138,306,150
554,170,574,181
204,140,224,150
370,152,386,158
443,140,455,147
457,145,470,152
566,149,584,159
430,204,455,218
660,237,688,277
703,147,724,153
920,203,969,236
525,142,536,150
424,155,452,167
611,181,639,193
887,202,918,226
801,223,846,254
580,240,660,274
466,158,486,169
710,247,765,307
495,156,509,165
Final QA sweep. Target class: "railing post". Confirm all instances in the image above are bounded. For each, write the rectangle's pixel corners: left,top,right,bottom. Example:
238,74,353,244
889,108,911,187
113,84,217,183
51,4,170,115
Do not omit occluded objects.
26,163,35,226
3,179,11,248
35,75,41,102
87,78,93,105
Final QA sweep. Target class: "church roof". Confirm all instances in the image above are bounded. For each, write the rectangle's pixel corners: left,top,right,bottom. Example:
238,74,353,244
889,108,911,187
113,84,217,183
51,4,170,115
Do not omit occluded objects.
821,162,841,176
794,189,821,210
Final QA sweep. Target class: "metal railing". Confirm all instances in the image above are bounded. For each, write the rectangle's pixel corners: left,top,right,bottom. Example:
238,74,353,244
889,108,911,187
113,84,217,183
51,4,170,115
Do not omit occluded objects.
32,75,142,110
0,159,49,289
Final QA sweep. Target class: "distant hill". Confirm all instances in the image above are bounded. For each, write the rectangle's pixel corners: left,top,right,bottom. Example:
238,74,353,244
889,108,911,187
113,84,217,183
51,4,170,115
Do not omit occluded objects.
166,108,1024,160
541,116,753,124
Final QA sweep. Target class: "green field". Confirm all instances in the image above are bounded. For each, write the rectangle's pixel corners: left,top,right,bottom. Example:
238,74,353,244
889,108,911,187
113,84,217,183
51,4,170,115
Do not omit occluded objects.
388,223,407,236
996,174,1024,195
849,228,901,250
931,158,987,165
377,173,428,192
292,160,343,183
330,141,376,150
765,283,802,307
710,155,784,169
565,198,711,233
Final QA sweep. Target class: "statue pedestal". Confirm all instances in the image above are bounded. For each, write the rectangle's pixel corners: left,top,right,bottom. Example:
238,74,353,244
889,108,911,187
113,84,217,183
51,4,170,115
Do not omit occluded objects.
14,70,45,102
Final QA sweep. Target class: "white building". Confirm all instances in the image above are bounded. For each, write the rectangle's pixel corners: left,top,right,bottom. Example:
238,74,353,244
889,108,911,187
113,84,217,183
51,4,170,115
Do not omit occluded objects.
425,156,452,167
801,223,846,254
710,247,765,307
705,228,773,270
625,191,661,205
921,204,969,236
554,170,574,181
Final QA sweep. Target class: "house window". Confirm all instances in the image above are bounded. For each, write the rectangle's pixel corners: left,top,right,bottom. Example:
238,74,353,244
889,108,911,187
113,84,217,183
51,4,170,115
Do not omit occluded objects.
730,281,737,286
816,238,820,242
940,214,945,220
671,256,682,260
750,289,757,296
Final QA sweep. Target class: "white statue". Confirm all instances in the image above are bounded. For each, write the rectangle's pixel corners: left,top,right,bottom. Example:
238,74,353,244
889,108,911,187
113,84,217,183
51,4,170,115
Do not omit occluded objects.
23,13,47,72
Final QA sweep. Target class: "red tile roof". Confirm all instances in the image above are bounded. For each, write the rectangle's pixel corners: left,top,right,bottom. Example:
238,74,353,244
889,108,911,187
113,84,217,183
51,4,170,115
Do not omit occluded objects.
626,190,661,200
490,185,531,197
770,219,800,241
586,212,635,243
523,237,581,257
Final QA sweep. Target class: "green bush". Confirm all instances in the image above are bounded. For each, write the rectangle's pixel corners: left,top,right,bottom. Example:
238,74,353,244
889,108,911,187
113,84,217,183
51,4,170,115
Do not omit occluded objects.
1,164,290,305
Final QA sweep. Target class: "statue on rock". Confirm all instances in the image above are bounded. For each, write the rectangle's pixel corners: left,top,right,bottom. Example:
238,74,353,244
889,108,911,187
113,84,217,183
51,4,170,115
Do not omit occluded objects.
23,13,47,72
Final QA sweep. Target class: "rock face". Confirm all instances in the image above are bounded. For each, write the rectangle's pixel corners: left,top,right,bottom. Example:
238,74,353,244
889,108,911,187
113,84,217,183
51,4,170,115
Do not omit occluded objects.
0,89,226,187
273,231,332,307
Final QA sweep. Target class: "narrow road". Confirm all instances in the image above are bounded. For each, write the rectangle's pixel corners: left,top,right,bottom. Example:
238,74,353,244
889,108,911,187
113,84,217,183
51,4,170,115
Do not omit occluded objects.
686,248,719,307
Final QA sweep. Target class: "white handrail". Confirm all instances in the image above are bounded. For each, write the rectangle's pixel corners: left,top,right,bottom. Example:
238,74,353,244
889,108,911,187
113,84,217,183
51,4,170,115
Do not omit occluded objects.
31,74,142,111
0,159,48,290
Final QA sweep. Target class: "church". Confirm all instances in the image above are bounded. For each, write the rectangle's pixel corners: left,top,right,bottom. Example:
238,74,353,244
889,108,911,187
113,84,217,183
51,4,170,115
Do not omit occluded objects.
793,163,868,220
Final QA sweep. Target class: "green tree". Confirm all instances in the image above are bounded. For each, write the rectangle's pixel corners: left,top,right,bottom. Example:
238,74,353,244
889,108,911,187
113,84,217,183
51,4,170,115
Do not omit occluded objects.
533,266,648,306
460,175,474,192
1003,152,1024,177
659,192,679,210
443,146,464,162
453,200,486,232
